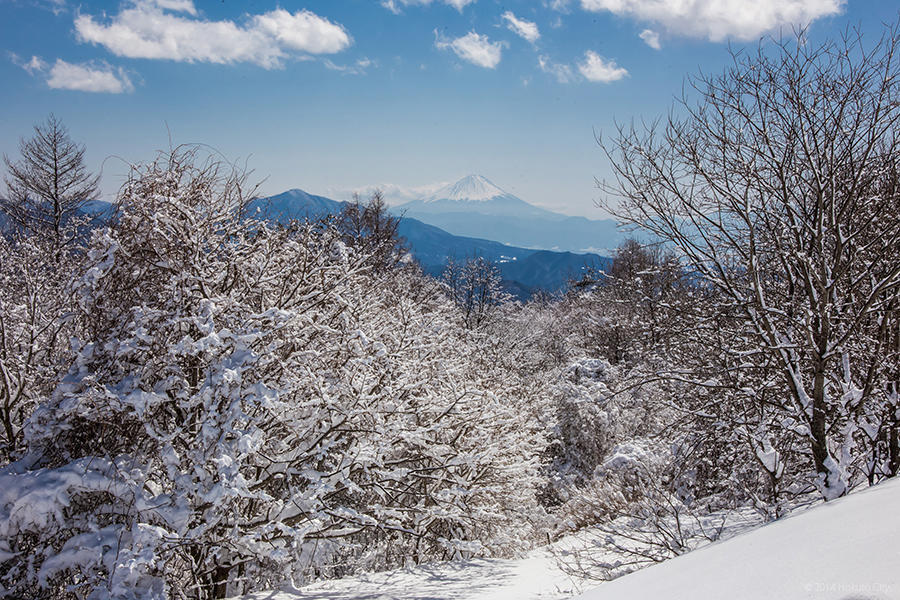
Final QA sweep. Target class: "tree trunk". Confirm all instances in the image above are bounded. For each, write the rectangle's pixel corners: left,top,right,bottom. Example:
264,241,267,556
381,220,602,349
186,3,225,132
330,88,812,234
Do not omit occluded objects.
211,564,230,600
809,367,839,496
889,420,900,478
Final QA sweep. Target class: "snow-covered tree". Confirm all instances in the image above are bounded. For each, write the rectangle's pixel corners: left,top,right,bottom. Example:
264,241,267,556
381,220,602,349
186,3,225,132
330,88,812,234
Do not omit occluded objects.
334,189,406,272
442,256,510,330
601,26,900,500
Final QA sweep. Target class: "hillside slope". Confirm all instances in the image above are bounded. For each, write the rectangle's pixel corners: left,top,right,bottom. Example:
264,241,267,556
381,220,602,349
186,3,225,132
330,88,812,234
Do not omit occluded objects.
238,478,900,600
577,478,900,600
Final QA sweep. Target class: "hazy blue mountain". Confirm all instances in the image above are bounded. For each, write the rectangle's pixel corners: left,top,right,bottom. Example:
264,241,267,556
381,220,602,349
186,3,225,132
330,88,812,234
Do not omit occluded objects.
80,199,115,216
397,218,608,294
395,174,623,253
251,189,608,296
0,199,115,234
502,250,607,287
248,189,341,222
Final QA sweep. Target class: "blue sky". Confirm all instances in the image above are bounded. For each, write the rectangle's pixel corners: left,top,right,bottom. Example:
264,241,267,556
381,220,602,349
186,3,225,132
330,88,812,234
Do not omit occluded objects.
1,1,896,217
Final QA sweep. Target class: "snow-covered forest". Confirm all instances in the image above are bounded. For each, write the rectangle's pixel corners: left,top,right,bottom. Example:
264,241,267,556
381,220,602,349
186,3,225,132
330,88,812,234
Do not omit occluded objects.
1,24,899,600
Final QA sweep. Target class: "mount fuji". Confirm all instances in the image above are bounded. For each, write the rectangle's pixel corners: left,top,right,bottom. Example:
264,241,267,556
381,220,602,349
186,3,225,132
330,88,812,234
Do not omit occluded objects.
394,175,622,253
400,175,559,219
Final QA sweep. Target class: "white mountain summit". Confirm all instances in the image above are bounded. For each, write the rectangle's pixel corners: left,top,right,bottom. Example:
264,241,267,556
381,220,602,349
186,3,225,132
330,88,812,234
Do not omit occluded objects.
399,174,558,220
424,174,513,203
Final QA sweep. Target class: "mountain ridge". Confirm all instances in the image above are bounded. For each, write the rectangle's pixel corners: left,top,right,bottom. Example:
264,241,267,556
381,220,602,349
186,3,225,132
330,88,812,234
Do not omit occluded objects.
249,188,608,297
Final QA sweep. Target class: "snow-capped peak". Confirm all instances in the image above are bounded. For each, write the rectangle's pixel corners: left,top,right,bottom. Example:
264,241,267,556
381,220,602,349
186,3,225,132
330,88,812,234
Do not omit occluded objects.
426,175,509,202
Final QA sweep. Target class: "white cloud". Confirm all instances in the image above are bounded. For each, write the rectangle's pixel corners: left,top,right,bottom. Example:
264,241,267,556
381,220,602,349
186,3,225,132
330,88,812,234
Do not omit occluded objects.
639,28,661,49
538,52,625,84
74,1,352,69
27,0,68,15
580,0,844,42
46,59,134,93
25,55,49,73
251,9,353,54
382,0,476,13
435,31,503,69
12,53,132,93
502,11,540,44
578,51,627,82
538,55,575,83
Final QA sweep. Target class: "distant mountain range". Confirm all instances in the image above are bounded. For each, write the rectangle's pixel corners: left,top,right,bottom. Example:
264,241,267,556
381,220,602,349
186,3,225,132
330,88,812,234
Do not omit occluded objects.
0,200,114,233
394,175,623,254
1,178,613,298
250,188,609,297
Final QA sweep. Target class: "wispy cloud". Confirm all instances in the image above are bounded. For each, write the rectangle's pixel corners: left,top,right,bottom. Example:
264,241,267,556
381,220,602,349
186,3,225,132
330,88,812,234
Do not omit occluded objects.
323,57,376,75
47,59,135,93
639,28,661,49
148,0,196,13
382,0,476,14
502,11,540,44
578,50,628,82
11,53,49,74
538,55,575,83
74,0,352,69
325,181,449,205
580,0,844,42
435,31,503,69
545,0,571,12
25,0,68,16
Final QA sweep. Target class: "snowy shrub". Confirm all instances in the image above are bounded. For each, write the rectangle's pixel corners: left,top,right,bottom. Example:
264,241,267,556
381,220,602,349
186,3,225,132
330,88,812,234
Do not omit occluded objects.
553,437,731,581
540,357,668,515
541,359,618,505
0,149,544,599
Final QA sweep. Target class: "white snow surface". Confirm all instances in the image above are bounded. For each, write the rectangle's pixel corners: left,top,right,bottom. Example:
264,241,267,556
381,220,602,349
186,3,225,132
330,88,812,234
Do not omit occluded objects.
240,549,589,600
240,477,900,600
425,175,511,202
579,477,900,600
